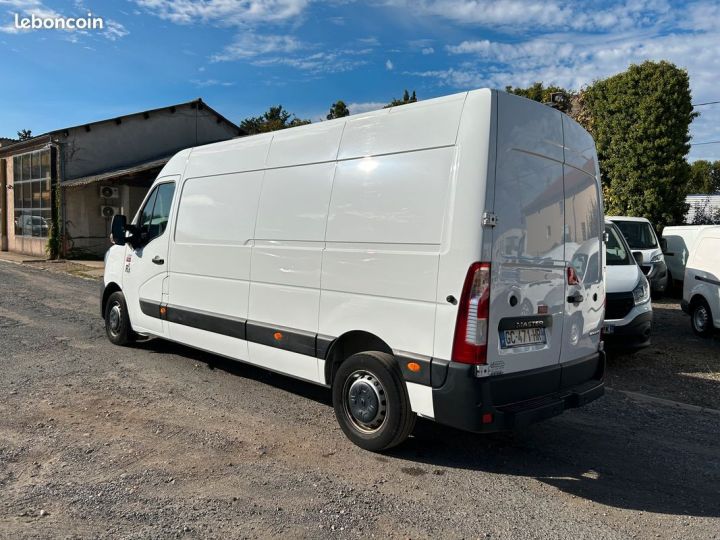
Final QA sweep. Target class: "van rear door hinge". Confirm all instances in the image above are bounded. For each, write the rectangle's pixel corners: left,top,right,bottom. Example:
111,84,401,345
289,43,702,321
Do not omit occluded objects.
482,212,497,227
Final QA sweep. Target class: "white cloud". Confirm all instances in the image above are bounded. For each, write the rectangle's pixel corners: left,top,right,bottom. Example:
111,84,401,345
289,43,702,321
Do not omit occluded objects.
385,58,394,70
134,0,309,26
386,0,673,32
251,50,368,73
421,47,434,54
191,78,235,87
211,33,303,61
412,2,720,160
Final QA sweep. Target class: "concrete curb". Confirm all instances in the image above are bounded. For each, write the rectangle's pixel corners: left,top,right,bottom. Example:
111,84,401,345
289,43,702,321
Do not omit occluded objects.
607,387,720,417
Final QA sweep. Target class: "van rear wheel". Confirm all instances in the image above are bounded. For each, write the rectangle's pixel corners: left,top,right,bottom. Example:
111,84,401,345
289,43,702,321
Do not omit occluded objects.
690,298,713,338
105,291,136,346
332,352,416,452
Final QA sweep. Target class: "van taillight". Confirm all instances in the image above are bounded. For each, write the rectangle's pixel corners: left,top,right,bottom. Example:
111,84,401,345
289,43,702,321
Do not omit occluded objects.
451,262,491,364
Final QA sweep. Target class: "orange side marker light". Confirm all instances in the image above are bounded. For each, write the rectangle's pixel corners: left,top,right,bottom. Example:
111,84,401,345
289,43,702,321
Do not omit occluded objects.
407,362,421,373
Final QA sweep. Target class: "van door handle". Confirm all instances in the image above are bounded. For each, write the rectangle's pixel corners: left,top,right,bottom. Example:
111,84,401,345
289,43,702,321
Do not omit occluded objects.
567,292,583,304
152,256,164,265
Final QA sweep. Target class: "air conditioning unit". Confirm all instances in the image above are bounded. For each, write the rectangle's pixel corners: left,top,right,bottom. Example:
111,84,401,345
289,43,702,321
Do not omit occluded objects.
100,185,119,199
101,205,119,219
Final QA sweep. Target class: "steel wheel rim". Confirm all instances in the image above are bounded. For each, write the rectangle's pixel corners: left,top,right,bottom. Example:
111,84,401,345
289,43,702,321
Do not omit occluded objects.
108,302,123,336
694,305,709,332
342,370,387,433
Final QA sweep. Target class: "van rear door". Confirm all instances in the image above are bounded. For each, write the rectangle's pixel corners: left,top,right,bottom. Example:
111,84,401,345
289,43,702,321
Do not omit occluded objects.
561,117,604,363
487,93,566,376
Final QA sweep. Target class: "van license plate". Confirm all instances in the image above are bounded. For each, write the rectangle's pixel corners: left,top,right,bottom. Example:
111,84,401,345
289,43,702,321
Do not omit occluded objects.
500,328,547,348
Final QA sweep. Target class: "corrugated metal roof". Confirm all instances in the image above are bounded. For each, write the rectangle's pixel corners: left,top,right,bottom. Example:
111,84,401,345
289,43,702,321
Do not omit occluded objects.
62,156,170,187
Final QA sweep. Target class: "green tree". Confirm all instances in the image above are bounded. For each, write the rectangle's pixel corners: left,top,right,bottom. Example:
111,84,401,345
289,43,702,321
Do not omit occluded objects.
327,100,350,120
687,160,720,194
505,83,572,113
17,129,32,140
240,105,311,135
583,61,697,228
384,89,417,108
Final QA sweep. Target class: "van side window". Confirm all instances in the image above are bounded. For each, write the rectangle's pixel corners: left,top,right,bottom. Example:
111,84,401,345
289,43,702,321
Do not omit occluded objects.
138,182,175,244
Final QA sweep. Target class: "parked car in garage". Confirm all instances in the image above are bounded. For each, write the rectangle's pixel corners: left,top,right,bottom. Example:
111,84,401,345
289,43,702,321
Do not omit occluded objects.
681,226,720,337
603,221,653,351
608,216,667,295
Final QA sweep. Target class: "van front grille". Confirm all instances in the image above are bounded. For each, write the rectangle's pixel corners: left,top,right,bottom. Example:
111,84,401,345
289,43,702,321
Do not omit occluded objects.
605,292,635,320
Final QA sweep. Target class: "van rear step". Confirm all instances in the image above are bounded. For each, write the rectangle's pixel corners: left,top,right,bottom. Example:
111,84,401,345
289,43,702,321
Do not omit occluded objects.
432,351,606,433
497,380,605,430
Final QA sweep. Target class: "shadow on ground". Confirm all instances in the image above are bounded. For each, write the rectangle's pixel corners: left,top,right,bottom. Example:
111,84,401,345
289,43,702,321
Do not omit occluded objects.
137,336,720,520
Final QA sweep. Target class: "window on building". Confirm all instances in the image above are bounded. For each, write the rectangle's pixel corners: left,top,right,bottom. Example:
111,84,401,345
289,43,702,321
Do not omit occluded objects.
13,149,52,238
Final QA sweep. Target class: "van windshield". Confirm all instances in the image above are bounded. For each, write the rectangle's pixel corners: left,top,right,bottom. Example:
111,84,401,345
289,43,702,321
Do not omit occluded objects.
605,224,633,265
614,220,658,249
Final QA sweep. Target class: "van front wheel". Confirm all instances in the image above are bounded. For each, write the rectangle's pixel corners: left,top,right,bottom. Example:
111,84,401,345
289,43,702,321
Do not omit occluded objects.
105,291,136,346
332,352,415,452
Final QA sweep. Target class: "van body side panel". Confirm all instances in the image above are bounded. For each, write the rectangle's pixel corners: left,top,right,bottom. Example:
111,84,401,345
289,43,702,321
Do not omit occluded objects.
183,135,273,177
433,89,493,362
167,170,264,361
487,92,566,375
337,93,465,160
321,147,456,359
265,122,345,168
248,162,337,383
684,233,720,327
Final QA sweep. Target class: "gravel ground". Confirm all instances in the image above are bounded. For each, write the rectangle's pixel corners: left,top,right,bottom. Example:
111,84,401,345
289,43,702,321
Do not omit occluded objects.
1,260,719,539
606,296,720,409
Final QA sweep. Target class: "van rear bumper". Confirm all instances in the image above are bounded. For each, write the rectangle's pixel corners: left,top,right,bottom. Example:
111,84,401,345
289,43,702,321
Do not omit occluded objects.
431,352,605,433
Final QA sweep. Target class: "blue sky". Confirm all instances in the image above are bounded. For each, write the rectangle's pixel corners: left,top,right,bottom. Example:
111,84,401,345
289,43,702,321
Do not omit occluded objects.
1,0,719,161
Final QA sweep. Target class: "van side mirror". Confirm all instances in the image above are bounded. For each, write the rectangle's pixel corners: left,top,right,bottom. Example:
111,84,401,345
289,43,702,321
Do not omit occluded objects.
632,251,643,264
110,214,127,246
660,237,668,253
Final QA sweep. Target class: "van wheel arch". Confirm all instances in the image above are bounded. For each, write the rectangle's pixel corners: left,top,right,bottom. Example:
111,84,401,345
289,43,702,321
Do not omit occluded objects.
101,282,122,318
324,331,394,385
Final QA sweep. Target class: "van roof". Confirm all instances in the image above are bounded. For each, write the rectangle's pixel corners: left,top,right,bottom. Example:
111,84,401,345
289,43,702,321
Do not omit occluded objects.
606,216,652,224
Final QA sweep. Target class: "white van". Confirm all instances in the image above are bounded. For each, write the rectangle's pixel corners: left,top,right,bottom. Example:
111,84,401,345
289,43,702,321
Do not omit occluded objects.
607,216,667,294
102,89,606,451
602,221,652,350
682,226,720,336
662,225,716,290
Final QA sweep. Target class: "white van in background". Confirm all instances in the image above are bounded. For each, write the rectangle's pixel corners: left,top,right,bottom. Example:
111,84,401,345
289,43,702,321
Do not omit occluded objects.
102,89,606,451
603,221,652,351
607,216,667,295
662,225,717,291
682,226,720,337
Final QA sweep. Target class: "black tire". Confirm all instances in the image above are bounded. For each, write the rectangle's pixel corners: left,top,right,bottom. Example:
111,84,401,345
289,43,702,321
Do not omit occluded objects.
104,291,136,346
690,297,714,338
332,351,416,452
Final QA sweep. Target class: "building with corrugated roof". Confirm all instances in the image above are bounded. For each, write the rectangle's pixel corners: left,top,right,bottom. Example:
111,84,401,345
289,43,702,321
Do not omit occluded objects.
0,99,241,257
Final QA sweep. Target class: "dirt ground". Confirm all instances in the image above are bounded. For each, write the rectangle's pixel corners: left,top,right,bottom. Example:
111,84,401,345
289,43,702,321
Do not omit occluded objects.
1,260,719,539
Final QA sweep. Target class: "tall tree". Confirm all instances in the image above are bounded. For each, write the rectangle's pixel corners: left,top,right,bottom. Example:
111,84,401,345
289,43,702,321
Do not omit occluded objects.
327,100,350,120
583,61,697,228
687,160,720,194
240,105,311,135
505,83,572,113
384,89,417,108
17,129,32,140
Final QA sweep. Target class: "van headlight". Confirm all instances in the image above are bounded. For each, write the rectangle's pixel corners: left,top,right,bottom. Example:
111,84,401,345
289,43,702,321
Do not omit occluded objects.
650,253,664,263
633,276,650,305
